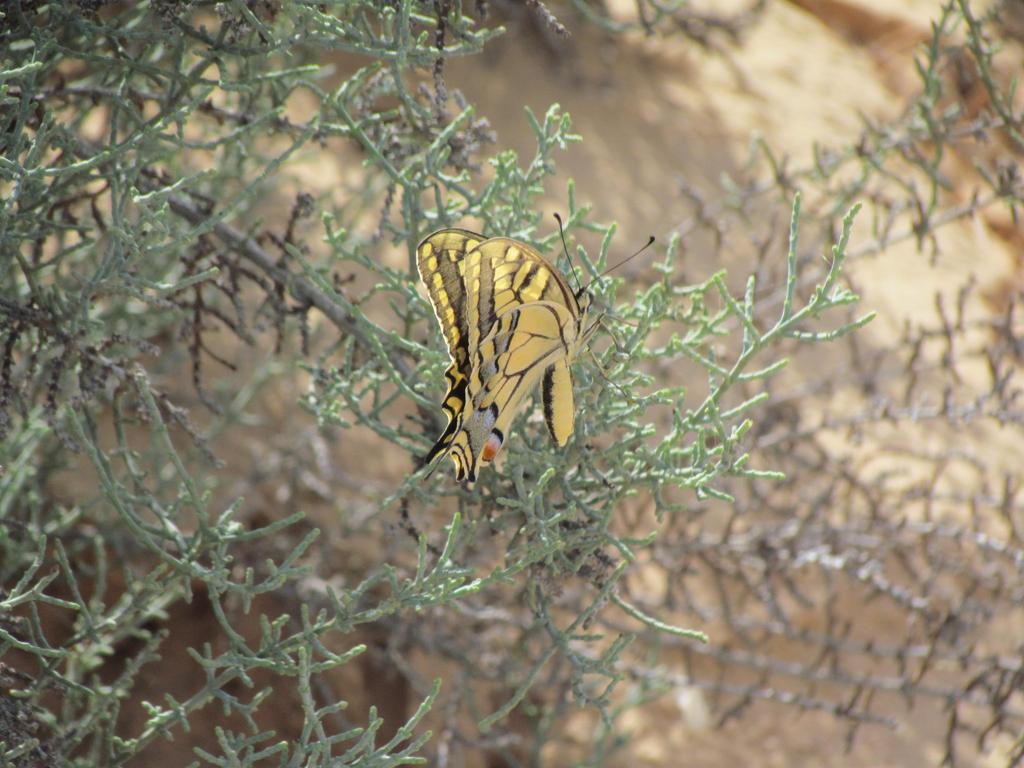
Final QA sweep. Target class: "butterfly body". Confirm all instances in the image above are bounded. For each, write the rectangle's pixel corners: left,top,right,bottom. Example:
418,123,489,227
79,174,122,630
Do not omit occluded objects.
417,228,594,483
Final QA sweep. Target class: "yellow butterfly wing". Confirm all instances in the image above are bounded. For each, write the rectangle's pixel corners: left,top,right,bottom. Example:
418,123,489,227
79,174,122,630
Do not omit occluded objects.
417,230,591,483
416,228,486,469
541,358,574,446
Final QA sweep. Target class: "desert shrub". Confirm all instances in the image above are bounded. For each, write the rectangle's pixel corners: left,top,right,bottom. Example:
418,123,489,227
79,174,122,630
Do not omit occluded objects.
1,0,1022,766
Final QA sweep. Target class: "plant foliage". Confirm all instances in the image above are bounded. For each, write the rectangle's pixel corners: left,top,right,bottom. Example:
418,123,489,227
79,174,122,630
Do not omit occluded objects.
1,0,1022,766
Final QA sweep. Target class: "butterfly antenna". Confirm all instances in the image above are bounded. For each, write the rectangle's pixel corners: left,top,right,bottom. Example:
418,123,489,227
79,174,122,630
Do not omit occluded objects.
553,213,584,295
597,235,656,281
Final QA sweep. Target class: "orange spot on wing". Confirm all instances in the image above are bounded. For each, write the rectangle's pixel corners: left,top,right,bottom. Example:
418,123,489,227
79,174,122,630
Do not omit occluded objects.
481,433,502,463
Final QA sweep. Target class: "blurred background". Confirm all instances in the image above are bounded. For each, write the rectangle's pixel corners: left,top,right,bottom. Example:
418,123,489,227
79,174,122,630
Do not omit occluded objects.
2,0,1023,766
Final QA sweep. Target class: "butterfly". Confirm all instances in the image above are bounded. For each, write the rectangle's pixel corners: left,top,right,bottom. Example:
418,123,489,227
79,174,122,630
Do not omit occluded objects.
417,227,598,483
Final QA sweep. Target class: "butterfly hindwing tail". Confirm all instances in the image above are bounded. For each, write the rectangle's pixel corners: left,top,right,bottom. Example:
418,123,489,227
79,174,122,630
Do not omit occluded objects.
422,362,467,467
